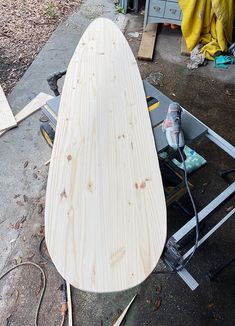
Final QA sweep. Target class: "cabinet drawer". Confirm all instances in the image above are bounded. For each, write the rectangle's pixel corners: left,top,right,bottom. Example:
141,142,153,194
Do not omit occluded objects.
165,2,181,20
149,0,166,18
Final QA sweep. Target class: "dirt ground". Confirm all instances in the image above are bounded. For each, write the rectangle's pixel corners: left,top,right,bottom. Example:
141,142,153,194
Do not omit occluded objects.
0,0,81,94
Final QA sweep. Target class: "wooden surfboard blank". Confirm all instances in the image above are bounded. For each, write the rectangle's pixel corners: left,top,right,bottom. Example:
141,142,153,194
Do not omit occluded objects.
0,85,17,131
45,18,166,293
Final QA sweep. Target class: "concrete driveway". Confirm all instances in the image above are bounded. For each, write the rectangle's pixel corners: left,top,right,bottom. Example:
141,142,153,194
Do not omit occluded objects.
0,1,234,325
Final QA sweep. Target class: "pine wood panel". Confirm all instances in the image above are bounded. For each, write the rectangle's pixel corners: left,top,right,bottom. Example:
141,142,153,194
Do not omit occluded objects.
45,18,166,293
0,85,17,131
0,92,53,137
15,92,53,123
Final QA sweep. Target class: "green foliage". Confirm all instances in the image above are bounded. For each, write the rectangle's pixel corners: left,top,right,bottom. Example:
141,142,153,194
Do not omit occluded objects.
115,4,125,14
45,1,58,18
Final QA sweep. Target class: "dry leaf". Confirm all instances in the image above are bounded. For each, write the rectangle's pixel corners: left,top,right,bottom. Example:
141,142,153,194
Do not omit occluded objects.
33,173,38,179
154,298,161,311
225,206,234,212
25,253,35,260
16,200,24,207
155,285,162,295
38,203,44,214
13,220,21,230
23,160,29,168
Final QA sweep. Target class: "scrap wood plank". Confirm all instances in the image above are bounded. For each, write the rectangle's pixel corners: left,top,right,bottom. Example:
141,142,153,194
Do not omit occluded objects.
138,23,158,61
0,92,53,137
181,36,190,56
113,295,137,326
15,92,53,123
44,159,51,166
66,281,73,326
0,85,17,131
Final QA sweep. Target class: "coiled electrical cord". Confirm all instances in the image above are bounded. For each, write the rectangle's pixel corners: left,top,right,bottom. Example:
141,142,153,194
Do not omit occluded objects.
0,262,46,326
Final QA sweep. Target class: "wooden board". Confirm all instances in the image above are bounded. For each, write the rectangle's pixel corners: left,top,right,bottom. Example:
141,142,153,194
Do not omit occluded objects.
66,282,73,326
113,295,137,326
0,92,53,137
0,85,17,131
45,18,166,293
15,92,53,123
138,23,158,61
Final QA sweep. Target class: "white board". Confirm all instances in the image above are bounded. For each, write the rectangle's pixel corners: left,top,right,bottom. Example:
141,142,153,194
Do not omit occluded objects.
45,18,166,293
0,86,17,131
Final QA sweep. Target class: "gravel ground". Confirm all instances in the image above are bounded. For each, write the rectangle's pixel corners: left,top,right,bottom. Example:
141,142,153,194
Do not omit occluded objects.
0,0,81,95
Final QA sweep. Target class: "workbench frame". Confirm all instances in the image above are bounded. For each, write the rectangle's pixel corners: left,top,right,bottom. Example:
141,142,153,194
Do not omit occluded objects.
143,81,235,290
169,123,235,290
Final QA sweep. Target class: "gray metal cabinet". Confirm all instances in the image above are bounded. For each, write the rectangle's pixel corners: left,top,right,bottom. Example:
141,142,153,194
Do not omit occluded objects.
118,0,139,12
144,0,182,27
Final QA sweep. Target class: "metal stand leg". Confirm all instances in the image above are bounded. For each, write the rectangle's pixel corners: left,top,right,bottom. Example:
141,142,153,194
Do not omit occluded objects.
208,256,235,281
162,115,235,290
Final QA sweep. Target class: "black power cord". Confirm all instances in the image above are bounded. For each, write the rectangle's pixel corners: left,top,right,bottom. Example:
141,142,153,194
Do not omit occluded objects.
176,144,199,270
39,236,53,265
38,237,68,325
153,129,200,276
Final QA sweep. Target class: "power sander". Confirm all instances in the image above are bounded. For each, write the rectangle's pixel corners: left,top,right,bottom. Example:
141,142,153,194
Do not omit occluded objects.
162,102,185,160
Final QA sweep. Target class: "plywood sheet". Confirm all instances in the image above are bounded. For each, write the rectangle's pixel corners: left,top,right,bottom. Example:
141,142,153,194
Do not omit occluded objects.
45,18,166,293
0,85,17,131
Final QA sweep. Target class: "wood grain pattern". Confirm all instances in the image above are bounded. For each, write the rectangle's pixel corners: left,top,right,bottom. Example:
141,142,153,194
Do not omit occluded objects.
0,92,53,137
0,85,17,131
138,23,158,61
45,18,166,293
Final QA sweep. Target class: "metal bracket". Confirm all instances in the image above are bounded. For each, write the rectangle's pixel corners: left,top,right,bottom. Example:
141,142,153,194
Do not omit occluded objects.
47,70,67,97
163,237,183,270
162,238,199,290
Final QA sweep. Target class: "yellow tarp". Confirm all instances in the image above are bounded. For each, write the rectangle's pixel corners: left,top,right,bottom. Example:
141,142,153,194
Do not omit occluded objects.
179,0,234,60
